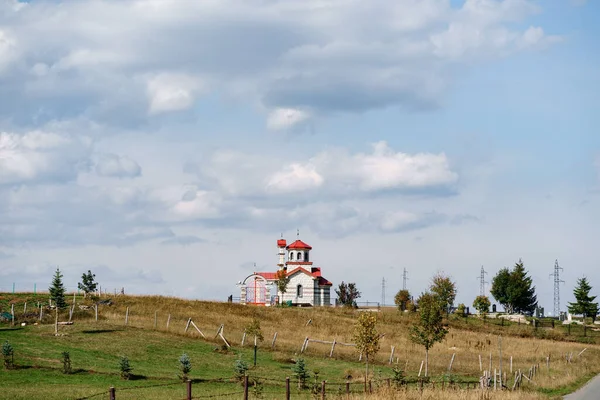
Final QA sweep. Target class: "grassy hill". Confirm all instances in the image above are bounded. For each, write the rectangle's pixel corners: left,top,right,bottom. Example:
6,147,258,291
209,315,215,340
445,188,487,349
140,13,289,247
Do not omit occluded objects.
1,293,599,399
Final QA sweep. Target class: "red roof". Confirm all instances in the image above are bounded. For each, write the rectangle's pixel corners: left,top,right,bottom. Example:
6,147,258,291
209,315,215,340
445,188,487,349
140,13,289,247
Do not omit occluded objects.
286,240,312,250
277,239,287,247
255,272,277,280
286,267,332,286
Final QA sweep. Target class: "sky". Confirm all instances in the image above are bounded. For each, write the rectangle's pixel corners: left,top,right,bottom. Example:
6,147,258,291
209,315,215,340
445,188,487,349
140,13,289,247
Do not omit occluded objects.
0,0,599,314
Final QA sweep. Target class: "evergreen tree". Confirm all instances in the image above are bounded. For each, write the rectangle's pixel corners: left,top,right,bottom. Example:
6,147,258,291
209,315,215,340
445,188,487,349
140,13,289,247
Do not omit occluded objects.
568,277,599,321
509,259,537,314
335,282,361,308
490,259,537,314
49,267,68,309
78,270,98,297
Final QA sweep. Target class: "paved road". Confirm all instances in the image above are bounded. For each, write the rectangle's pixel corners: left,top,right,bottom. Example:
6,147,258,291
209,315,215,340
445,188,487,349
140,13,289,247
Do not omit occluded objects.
564,374,600,400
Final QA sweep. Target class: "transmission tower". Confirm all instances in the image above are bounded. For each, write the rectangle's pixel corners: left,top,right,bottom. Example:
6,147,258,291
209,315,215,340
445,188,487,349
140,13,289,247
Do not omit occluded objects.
381,277,386,307
402,268,408,291
477,266,488,297
550,259,564,317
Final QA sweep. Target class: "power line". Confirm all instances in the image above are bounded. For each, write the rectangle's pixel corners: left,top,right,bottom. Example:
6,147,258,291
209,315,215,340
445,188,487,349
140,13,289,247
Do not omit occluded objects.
477,266,488,297
550,259,564,317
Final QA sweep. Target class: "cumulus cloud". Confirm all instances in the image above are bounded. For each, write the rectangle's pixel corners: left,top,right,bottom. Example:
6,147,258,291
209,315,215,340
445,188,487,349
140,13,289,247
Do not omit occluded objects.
0,0,559,126
0,131,91,185
95,153,142,178
266,162,324,193
147,73,206,114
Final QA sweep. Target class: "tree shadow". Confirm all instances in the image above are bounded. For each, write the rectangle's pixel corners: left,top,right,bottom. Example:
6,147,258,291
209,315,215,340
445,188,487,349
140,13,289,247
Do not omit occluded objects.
81,329,122,334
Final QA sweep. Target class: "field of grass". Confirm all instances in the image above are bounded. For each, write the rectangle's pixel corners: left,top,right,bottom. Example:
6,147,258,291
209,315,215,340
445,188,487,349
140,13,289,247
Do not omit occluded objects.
1,292,599,399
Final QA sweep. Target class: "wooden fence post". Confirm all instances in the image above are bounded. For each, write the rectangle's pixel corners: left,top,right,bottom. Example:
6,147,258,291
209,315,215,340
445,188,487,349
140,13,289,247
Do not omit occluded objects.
109,386,116,400
39,303,43,321
285,377,290,400
346,380,350,396
167,314,171,330
448,353,456,372
95,305,98,321
321,380,326,400
154,311,157,329
271,332,278,349
389,345,395,364
479,354,482,372
243,375,249,400
186,379,192,400
125,307,129,325
329,339,336,358
11,304,14,326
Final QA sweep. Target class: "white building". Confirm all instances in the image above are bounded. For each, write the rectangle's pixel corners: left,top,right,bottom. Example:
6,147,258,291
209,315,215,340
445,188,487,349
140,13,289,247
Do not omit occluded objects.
238,237,332,306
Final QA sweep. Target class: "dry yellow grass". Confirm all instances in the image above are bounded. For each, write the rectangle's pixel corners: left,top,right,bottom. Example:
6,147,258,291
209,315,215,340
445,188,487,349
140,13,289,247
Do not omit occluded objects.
68,294,600,394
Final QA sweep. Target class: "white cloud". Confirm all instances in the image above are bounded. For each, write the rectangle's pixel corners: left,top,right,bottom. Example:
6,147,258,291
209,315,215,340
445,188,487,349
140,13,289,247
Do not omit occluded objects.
266,108,312,131
95,153,142,178
0,131,91,185
266,162,323,193
147,73,205,114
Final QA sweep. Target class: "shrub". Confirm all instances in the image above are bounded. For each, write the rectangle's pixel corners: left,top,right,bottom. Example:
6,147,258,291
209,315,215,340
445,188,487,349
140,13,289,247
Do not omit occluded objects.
119,356,133,380
179,353,191,381
391,366,405,387
62,351,72,374
2,340,14,370
292,358,309,389
234,358,249,382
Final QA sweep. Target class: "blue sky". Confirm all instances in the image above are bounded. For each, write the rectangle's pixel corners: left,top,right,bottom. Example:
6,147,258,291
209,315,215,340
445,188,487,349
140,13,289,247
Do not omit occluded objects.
0,0,598,314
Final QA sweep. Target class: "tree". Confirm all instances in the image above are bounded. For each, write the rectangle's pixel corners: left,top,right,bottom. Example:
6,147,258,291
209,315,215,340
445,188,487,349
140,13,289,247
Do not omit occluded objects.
568,277,599,322
49,267,68,309
490,267,511,313
78,270,98,298
490,259,537,314
394,289,411,312
430,273,456,314
409,292,448,377
473,295,491,316
336,282,361,308
352,312,380,390
179,353,192,381
274,269,290,305
119,356,132,380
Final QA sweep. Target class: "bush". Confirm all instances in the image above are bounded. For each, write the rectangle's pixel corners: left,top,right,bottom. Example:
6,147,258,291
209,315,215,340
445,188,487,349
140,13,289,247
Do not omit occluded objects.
62,351,72,374
179,353,191,381
292,358,309,389
391,366,405,387
234,358,249,382
119,356,133,380
2,340,14,370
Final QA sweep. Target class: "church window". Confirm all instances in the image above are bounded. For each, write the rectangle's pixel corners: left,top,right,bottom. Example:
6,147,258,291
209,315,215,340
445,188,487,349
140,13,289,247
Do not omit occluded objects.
289,252,294,260
297,284,303,298
298,252,303,260
305,252,309,262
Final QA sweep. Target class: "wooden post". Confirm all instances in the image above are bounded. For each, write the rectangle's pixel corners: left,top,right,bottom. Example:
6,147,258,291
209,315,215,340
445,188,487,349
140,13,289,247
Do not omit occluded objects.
418,360,424,377
578,348,588,357
510,356,513,373
54,307,58,335
329,339,336,358
494,368,497,390
448,353,456,372
489,352,492,374
546,355,549,369
109,386,116,400
368,380,372,394
167,314,171,330
125,307,129,325
389,345,395,364
321,381,326,400
39,303,43,321
285,377,290,400
241,331,246,346
271,332,278,349
154,311,157,329
498,336,503,388
11,304,14,326
95,305,98,321
243,375,249,400
23,302,27,315
186,379,192,400
253,336,257,367
185,318,192,333
479,354,482,371
346,380,350,396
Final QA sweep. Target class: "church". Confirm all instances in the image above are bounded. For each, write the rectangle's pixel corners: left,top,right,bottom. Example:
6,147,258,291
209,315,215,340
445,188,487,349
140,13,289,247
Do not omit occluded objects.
238,236,332,306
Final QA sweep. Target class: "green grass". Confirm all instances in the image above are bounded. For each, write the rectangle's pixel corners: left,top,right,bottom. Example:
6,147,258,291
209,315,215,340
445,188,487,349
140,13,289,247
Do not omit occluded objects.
0,322,376,399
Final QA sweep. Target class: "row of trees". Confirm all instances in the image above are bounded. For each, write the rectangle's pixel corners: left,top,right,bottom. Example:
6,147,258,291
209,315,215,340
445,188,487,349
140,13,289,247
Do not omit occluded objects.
48,268,100,309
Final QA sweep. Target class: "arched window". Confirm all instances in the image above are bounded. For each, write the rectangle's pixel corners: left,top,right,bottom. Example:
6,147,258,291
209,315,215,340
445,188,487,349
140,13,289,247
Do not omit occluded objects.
305,252,309,262
289,252,294,261
297,284,303,298
298,252,303,260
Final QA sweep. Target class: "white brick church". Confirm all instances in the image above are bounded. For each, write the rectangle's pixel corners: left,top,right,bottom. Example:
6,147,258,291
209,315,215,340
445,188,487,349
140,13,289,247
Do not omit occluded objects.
238,236,332,306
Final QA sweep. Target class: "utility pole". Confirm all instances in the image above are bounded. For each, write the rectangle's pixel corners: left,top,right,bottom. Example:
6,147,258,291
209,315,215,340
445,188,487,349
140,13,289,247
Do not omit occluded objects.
477,266,488,297
402,268,408,291
381,277,386,307
550,259,564,317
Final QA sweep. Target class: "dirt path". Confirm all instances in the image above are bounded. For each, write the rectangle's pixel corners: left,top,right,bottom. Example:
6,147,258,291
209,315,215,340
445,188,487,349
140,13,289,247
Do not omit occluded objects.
564,375,600,400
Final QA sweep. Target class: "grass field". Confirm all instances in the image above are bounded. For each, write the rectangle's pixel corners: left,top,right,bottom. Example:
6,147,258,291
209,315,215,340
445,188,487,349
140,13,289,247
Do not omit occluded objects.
1,293,599,399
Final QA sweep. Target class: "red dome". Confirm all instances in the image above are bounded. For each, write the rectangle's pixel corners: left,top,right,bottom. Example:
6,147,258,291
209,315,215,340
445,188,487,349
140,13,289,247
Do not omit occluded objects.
286,239,312,250
277,239,287,247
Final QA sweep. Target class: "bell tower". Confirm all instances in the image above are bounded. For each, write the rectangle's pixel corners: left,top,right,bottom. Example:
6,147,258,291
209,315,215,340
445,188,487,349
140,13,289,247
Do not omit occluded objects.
277,237,287,270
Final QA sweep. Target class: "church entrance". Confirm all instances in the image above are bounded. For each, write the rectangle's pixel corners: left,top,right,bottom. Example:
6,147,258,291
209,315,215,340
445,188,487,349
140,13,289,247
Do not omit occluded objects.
245,275,267,305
